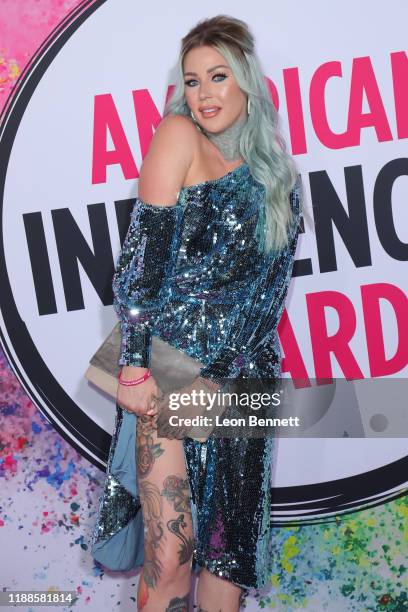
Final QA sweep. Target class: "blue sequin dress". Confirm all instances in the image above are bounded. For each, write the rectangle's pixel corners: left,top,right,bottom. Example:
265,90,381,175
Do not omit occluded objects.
91,162,302,592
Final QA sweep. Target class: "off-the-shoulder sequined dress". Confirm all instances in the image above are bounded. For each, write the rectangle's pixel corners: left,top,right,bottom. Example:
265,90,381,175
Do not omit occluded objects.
91,162,302,592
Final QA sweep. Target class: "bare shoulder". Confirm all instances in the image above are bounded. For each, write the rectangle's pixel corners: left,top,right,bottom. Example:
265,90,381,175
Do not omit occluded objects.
156,114,199,140
138,114,199,206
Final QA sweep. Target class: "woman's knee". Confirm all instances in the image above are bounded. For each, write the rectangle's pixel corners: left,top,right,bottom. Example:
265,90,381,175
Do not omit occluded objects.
147,547,193,588
142,507,194,587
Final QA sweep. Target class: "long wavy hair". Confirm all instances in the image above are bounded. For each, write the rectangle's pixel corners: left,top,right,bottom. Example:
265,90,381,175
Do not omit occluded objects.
163,14,301,254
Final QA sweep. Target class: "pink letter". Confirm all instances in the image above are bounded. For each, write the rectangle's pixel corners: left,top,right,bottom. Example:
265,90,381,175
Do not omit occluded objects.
132,89,163,159
279,309,310,385
362,283,408,376
391,51,408,139
347,56,392,144
310,61,350,149
92,94,138,184
283,67,307,155
308,290,364,379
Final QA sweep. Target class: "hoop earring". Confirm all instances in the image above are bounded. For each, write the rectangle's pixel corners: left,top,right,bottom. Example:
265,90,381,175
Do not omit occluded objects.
247,97,251,115
190,109,203,132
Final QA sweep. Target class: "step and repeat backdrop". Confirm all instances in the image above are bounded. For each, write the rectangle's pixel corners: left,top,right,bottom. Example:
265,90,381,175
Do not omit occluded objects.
0,0,407,610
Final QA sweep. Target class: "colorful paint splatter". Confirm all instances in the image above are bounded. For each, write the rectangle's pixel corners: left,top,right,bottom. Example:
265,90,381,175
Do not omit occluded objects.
1,347,407,611
0,1,407,610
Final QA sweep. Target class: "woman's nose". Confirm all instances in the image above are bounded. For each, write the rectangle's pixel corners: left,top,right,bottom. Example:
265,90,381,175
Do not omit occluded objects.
198,84,213,100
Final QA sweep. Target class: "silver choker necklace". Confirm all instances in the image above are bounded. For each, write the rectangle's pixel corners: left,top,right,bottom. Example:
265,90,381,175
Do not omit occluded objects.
201,114,247,161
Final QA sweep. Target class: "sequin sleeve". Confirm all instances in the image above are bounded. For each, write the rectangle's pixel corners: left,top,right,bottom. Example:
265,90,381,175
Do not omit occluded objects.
112,196,182,368
199,182,302,384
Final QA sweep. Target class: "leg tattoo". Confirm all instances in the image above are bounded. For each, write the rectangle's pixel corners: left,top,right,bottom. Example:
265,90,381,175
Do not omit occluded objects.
162,475,192,513
162,474,194,565
139,480,166,589
137,414,164,479
167,514,194,565
165,592,190,611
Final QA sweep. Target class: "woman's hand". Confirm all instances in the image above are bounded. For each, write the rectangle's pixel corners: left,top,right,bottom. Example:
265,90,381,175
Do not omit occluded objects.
117,367,164,417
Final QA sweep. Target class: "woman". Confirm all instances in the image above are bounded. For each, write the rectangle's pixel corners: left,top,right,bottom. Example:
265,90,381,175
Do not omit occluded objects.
92,14,302,612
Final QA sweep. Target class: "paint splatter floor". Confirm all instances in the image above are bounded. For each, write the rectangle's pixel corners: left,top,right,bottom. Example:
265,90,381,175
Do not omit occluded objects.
1,346,407,610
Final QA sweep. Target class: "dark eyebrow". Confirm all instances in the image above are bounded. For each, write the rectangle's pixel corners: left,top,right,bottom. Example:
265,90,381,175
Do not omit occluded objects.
183,64,230,77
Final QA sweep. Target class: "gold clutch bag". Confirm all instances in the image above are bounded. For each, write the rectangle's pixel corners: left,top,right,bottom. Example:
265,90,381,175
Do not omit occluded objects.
85,322,223,441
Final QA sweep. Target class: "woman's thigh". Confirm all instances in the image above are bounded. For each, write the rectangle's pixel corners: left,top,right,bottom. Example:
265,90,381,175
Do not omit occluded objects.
136,413,194,587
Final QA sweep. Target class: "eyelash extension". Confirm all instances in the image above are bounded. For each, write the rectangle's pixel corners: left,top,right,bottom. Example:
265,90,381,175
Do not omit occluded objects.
184,72,228,87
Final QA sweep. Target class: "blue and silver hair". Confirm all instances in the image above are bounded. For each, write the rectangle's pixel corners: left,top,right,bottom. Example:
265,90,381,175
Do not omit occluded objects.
163,14,301,254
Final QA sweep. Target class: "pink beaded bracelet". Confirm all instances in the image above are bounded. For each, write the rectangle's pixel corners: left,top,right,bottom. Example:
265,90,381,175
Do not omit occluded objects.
118,368,151,386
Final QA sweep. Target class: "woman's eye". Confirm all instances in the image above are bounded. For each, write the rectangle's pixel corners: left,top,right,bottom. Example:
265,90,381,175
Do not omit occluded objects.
213,72,228,81
184,73,228,87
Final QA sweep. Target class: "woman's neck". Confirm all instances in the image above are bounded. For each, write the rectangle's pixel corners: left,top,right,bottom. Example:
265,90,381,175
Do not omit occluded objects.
201,114,247,162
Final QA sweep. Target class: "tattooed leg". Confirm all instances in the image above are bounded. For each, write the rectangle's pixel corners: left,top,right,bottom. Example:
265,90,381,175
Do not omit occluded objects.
162,474,192,513
162,474,194,566
167,514,194,566
136,413,194,611
138,480,166,589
